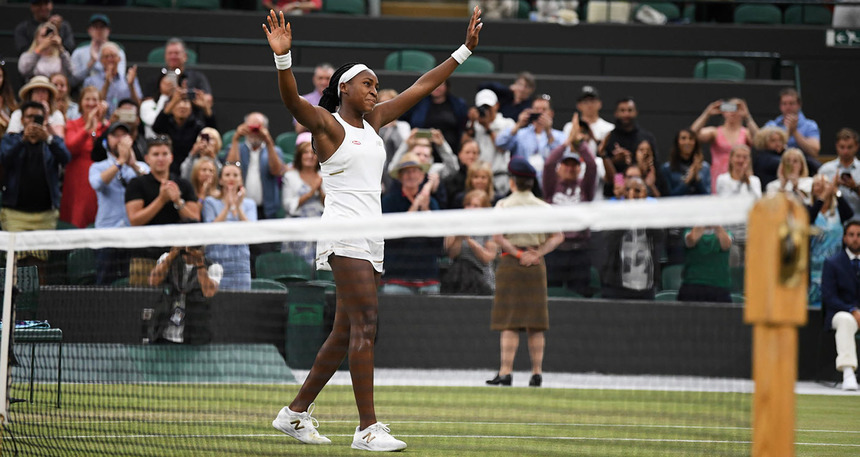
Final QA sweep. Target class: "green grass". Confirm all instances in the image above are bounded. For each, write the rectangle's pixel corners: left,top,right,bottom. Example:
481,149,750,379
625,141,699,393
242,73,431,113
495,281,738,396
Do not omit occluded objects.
3,383,858,456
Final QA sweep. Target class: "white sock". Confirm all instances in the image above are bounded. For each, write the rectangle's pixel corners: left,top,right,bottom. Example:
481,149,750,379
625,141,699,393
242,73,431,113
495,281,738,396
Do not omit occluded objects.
844,367,856,379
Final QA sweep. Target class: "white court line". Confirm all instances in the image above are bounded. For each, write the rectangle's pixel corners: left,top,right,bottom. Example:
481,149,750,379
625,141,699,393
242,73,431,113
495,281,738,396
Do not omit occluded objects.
5,432,860,447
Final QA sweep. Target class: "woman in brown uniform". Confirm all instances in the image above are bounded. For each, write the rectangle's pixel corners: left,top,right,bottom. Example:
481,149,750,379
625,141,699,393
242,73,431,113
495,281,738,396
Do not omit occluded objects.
487,156,563,387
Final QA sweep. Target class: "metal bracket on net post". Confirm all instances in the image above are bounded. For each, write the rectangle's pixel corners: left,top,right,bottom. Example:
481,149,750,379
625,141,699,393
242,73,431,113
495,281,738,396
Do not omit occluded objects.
744,193,809,457
0,233,16,426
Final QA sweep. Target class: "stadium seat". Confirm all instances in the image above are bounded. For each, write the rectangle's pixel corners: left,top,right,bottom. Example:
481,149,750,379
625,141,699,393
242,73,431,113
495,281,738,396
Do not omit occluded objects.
655,290,678,301
251,278,288,291
517,0,532,19
730,293,745,304
132,0,173,7
56,220,78,230
147,46,198,65
384,50,436,72
67,249,97,286
547,286,583,298
682,3,695,22
255,252,313,284
176,0,219,9
693,58,746,82
322,0,366,15
730,266,744,294
661,264,684,291
636,2,681,22
784,5,832,25
275,132,298,164
0,266,40,319
453,55,495,74
733,4,782,25
220,129,235,151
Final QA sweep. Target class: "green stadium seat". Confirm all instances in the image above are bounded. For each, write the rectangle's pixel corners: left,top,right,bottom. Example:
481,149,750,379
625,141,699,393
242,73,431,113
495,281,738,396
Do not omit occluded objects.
453,55,495,74
147,46,198,65
730,266,744,294
0,266,40,318
176,0,219,9
251,278,288,291
547,286,583,298
56,220,78,230
255,252,313,284
220,129,236,152
315,269,334,282
733,4,782,25
784,5,832,25
655,290,678,301
384,50,436,72
661,264,684,291
730,293,745,304
67,249,97,286
322,0,366,15
693,58,746,82
517,0,532,19
276,132,298,165
637,2,681,21
132,0,173,7
682,3,695,22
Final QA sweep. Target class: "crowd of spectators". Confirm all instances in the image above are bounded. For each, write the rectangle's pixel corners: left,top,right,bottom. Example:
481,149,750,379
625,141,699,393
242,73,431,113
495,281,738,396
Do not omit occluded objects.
1,2,857,310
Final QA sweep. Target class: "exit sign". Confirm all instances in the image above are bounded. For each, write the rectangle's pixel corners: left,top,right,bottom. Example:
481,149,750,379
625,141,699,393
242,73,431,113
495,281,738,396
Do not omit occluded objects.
826,29,860,47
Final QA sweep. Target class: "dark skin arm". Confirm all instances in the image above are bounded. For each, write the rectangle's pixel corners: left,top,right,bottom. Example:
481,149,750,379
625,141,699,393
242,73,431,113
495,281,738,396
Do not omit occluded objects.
263,7,483,164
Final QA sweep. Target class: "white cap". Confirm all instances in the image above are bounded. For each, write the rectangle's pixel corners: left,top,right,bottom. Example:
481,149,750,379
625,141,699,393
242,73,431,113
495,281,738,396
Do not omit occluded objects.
475,89,498,107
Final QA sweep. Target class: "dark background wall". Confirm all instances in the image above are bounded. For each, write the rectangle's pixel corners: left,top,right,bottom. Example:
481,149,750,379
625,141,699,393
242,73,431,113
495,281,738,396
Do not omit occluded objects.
33,288,834,381
2,4,857,163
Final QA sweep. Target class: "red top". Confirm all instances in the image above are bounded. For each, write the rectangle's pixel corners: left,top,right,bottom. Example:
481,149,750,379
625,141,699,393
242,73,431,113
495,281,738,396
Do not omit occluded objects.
59,117,107,228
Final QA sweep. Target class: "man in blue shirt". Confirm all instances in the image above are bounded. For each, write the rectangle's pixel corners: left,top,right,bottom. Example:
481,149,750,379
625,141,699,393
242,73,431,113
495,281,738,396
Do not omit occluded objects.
764,87,820,158
82,42,142,115
495,94,564,183
70,13,126,88
89,122,150,284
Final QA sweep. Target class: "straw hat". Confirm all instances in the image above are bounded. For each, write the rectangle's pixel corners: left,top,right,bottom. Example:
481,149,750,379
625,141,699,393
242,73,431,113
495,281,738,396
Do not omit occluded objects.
18,75,58,100
389,152,431,180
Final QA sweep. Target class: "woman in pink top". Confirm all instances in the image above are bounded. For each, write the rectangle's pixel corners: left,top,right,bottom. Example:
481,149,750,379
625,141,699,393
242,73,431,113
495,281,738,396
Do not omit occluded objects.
690,98,759,193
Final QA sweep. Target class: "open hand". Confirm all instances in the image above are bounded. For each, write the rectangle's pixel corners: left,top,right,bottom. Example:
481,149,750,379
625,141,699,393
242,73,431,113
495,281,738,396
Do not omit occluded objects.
263,10,292,56
464,6,483,51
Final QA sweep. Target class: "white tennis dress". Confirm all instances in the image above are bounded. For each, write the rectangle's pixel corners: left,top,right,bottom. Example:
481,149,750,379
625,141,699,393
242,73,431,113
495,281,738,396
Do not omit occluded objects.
315,113,386,272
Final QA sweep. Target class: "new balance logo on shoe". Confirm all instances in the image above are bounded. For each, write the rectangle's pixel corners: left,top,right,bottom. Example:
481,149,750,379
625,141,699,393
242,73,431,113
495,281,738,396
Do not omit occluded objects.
291,419,304,431
362,432,376,444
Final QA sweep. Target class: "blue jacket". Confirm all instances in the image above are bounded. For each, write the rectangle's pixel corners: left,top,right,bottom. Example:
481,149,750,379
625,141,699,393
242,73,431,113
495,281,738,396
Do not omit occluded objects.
821,250,860,330
0,133,71,210
237,143,284,219
401,94,468,148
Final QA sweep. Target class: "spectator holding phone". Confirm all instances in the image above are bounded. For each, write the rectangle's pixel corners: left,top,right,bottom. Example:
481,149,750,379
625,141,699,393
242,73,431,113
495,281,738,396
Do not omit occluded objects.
152,83,215,175
817,129,860,216
690,98,758,193
146,38,211,99
0,101,71,264
140,69,179,139
464,89,515,196
202,162,256,291
18,22,72,81
83,42,142,115
224,112,286,220
14,0,75,55
179,127,222,182
496,94,565,182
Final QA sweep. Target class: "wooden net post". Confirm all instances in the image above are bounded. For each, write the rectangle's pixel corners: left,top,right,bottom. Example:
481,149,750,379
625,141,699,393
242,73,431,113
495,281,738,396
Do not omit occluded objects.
744,193,809,457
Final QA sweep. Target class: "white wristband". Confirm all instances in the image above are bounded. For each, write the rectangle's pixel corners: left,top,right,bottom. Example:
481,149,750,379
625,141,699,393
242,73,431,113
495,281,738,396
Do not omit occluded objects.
451,44,471,65
274,51,292,71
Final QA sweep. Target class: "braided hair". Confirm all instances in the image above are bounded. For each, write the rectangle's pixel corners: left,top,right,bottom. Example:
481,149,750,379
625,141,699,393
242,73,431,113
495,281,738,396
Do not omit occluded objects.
318,62,361,113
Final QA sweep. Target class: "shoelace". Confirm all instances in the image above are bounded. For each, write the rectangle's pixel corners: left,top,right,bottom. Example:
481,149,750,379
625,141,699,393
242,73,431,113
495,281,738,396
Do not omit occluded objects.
304,402,321,429
369,422,391,434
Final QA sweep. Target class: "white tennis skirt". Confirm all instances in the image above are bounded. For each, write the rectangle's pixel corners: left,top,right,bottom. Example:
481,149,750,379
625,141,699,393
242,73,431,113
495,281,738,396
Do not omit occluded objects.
316,237,384,273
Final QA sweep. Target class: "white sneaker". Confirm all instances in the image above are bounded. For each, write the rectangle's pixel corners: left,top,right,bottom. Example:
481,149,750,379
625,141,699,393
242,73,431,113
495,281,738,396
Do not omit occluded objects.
843,370,858,391
351,422,407,452
272,403,331,445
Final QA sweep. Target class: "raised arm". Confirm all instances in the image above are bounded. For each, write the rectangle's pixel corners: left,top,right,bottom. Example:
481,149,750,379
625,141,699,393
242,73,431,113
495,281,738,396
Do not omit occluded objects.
263,10,331,134
365,6,483,129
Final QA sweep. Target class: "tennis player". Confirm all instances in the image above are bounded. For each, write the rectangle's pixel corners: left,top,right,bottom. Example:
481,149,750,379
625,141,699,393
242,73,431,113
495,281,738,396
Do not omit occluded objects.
263,7,483,452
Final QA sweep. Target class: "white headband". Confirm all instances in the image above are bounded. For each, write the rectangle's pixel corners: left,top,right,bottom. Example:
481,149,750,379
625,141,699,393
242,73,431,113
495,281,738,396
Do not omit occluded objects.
337,64,376,98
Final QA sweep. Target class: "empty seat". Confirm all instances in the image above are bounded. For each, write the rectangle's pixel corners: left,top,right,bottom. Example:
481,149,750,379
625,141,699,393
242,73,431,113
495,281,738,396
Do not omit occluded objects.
733,4,782,24
636,2,681,21
454,55,495,74
693,58,746,82
384,50,436,72
255,252,313,284
784,5,832,25
176,0,219,9
322,0,366,15
275,132,298,164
